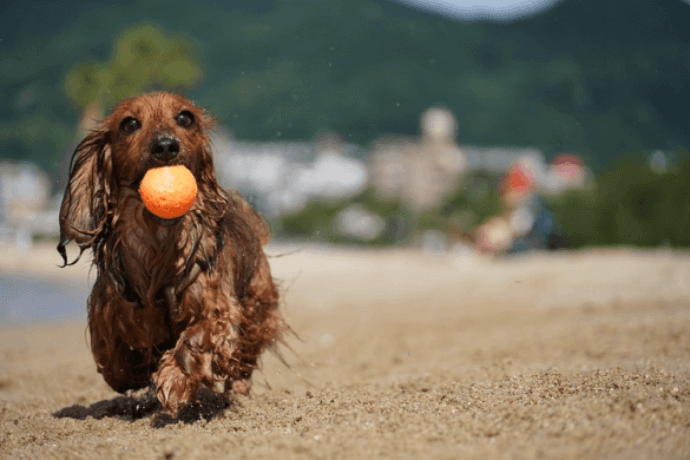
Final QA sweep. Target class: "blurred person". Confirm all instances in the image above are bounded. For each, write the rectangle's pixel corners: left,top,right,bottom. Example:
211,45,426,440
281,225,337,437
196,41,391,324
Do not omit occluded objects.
473,214,513,254
472,157,567,255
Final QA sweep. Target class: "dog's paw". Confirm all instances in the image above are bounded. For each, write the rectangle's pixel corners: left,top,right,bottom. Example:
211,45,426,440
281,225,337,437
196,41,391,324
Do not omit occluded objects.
154,354,195,414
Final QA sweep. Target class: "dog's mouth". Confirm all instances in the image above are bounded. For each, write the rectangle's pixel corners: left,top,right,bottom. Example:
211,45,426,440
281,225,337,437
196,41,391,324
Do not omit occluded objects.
132,156,199,189
134,160,198,225
144,208,185,226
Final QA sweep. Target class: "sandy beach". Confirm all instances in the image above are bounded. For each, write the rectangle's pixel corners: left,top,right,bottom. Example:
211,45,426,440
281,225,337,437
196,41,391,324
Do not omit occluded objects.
0,243,689,459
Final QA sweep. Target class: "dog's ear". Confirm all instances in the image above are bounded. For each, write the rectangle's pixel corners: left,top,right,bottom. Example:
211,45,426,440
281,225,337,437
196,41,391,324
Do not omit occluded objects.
57,129,113,266
196,112,219,185
192,120,231,221
227,190,271,246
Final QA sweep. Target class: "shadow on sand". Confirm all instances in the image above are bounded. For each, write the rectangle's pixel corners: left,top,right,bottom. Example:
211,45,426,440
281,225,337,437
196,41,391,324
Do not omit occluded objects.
53,388,231,428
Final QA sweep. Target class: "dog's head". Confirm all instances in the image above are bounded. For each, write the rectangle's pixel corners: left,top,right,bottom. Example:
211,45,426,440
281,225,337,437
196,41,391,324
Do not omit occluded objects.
58,92,224,265
102,92,215,187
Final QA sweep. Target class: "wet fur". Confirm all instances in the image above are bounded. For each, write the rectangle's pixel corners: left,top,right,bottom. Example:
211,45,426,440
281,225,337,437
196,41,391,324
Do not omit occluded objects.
58,92,284,413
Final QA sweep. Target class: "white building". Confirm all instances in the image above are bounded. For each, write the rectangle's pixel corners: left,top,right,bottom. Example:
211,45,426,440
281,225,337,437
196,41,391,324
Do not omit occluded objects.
0,161,58,251
211,129,368,216
370,108,468,213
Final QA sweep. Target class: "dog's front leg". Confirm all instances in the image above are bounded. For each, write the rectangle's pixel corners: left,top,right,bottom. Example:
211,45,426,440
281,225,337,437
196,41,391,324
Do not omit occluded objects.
153,312,241,414
153,322,211,414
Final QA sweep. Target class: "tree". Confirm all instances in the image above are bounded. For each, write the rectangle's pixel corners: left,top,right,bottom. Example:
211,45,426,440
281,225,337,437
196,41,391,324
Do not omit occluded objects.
64,23,203,114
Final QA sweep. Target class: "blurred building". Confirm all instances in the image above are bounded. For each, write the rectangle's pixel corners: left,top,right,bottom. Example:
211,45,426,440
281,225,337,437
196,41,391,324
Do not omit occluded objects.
462,146,545,175
0,161,58,251
370,108,467,213
540,153,593,196
210,108,591,249
369,108,581,212
211,129,368,216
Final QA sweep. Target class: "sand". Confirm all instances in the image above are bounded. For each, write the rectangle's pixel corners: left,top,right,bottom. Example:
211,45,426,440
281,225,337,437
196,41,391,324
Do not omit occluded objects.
0,243,689,459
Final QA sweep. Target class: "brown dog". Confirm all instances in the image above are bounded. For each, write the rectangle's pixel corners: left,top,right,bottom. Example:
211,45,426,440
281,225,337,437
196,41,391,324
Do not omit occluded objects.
58,92,285,414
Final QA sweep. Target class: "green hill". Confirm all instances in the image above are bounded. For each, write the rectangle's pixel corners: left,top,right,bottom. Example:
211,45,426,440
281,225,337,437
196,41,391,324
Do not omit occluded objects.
1,0,688,173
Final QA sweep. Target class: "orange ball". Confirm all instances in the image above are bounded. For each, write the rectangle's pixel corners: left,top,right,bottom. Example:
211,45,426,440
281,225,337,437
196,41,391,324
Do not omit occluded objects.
139,165,198,219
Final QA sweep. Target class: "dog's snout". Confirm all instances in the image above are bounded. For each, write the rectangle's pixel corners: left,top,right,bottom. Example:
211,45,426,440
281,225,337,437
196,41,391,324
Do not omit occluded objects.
150,137,180,162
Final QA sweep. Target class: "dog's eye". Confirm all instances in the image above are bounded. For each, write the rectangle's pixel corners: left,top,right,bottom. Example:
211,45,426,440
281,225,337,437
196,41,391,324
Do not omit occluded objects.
119,117,141,134
176,111,195,128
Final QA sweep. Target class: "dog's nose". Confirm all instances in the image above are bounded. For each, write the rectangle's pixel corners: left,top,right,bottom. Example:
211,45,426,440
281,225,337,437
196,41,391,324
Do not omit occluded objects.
150,137,180,162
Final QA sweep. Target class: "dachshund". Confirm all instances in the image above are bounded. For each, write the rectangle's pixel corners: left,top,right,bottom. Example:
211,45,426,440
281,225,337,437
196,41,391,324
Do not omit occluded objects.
58,92,285,414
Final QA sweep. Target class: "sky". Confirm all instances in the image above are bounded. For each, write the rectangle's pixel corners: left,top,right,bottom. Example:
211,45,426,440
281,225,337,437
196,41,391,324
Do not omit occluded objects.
391,0,563,21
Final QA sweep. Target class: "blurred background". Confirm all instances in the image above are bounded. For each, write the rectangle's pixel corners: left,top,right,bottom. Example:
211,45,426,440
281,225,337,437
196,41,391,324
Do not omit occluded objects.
1,0,689,321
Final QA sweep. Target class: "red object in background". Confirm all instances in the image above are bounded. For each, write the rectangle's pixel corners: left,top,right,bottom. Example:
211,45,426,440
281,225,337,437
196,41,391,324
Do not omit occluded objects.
502,162,535,196
552,154,583,180
552,154,582,167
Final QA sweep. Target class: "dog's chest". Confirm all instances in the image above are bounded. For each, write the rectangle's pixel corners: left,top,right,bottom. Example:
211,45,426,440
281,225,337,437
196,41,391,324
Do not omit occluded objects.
116,221,190,299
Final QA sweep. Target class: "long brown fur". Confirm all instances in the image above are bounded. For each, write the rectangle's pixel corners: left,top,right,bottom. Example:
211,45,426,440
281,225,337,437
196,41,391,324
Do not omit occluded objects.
58,92,285,414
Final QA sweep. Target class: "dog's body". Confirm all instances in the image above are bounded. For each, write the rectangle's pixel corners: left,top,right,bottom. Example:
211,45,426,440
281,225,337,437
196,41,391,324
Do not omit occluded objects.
58,92,284,413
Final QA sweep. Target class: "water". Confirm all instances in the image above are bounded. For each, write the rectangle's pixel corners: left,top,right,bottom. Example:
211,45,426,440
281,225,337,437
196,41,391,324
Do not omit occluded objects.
0,275,90,323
